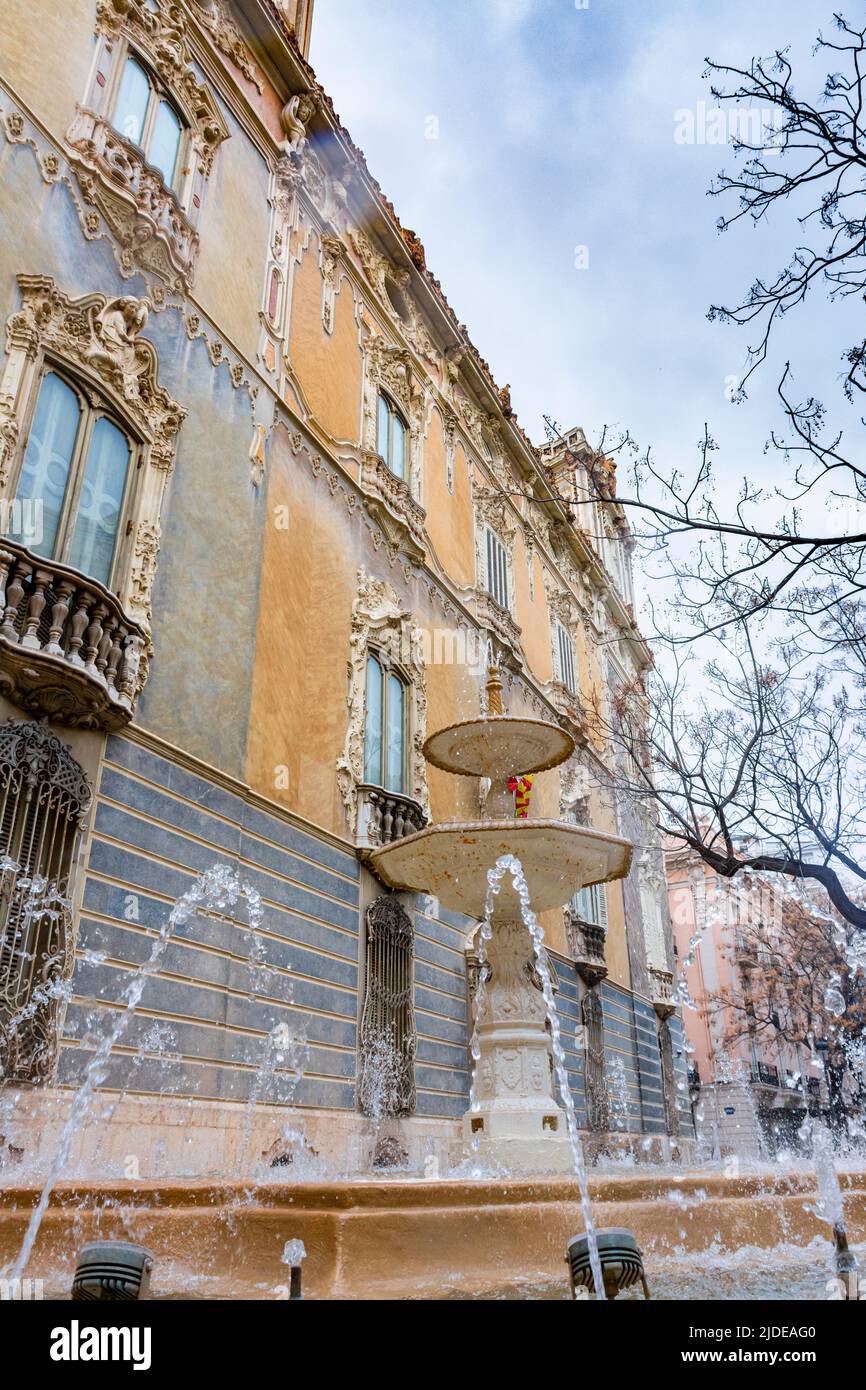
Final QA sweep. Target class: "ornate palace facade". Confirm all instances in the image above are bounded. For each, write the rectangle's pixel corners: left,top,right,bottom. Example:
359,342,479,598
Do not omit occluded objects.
0,0,688,1171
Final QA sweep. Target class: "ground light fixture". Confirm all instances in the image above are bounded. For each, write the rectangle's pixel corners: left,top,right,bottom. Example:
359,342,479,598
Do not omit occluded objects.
566,1228,650,1299
832,1222,861,1300
71,1240,154,1300
282,1239,307,1299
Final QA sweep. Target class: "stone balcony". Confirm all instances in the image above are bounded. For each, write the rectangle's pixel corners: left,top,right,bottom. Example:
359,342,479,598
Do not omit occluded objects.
547,680,588,741
354,783,427,854
474,590,522,660
66,107,199,289
0,541,147,730
649,965,676,1020
360,452,427,560
566,913,608,986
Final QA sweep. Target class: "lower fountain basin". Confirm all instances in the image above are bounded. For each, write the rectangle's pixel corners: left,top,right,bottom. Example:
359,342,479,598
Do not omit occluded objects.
2,1170,864,1300
368,819,633,917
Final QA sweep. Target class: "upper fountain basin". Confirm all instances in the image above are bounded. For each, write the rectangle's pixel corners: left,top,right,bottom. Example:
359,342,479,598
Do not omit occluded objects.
423,716,574,779
368,820,632,918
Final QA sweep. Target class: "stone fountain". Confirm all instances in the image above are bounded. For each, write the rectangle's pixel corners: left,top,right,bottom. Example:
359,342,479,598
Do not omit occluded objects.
369,664,632,1174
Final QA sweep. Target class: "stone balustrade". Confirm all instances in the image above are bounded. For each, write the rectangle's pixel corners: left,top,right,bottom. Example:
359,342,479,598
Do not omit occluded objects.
0,542,147,729
355,783,427,852
474,590,522,659
360,452,427,560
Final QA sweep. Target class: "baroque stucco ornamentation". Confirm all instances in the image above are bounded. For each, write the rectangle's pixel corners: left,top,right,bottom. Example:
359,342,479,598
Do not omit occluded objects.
0,275,185,630
336,569,429,839
192,0,264,93
65,108,200,291
72,0,231,289
362,335,426,497
279,92,317,154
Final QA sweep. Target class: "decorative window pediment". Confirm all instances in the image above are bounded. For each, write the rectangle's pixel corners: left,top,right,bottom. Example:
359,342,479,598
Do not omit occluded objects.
66,0,231,289
337,570,429,852
472,484,522,659
360,338,427,559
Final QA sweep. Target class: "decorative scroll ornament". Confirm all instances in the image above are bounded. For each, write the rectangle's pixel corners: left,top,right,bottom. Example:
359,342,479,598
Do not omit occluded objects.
192,0,264,93
93,1,230,168
336,569,429,833
72,0,231,289
358,894,417,1118
0,720,91,1086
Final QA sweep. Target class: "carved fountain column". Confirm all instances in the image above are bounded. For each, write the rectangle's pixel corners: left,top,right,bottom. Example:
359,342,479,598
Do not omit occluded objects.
466,914,574,1171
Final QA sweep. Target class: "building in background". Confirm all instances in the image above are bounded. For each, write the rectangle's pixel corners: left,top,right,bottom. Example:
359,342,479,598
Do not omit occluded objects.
0,0,689,1174
667,848,827,1157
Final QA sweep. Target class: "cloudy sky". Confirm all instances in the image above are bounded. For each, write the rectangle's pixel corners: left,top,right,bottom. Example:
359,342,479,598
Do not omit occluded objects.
311,1,861,551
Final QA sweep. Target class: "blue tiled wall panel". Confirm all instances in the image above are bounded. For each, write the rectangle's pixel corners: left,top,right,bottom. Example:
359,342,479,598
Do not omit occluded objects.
70,735,361,1110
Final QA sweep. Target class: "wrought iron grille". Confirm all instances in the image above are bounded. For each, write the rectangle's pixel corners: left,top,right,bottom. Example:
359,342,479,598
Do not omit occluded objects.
358,895,417,1117
0,720,90,1085
581,987,609,1131
658,1017,680,1137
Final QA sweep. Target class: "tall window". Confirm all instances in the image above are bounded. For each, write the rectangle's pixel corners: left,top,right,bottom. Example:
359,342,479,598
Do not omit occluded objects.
658,1019,680,1137
11,370,134,589
582,989,609,1131
0,720,90,1085
376,393,406,479
485,526,509,609
112,53,185,189
358,895,416,1117
574,882,607,927
364,652,407,794
554,619,577,692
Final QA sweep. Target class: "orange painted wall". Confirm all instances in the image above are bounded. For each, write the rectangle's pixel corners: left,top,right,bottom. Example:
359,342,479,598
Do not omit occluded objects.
423,413,475,587
288,240,363,443
244,424,356,837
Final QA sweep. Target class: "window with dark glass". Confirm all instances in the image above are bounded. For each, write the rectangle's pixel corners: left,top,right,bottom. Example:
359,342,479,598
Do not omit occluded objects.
11,369,134,589
376,393,406,479
364,652,407,794
554,619,577,692
485,526,509,609
112,53,185,189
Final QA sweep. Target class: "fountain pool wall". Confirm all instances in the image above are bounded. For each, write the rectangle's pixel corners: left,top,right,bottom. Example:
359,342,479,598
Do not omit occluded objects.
2,1169,863,1299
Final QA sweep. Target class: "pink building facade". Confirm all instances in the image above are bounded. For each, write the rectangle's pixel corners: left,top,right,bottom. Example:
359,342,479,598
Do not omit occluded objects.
666,849,824,1158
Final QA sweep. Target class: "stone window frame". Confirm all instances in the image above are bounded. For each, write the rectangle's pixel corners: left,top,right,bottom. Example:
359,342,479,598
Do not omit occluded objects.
0,275,185,634
473,487,518,619
362,336,425,503
65,0,231,289
337,569,429,833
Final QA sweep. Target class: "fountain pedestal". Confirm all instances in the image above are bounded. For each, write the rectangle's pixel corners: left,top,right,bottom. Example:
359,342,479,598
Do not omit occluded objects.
466,915,574,1173
369,679,632,1176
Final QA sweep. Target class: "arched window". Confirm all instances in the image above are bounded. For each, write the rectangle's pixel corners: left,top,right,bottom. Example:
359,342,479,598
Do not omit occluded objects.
358,895,416,1117
112,53,186,189
10,368,136,590
376,393,406,479
364,651,407,794
0,720,90,1085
